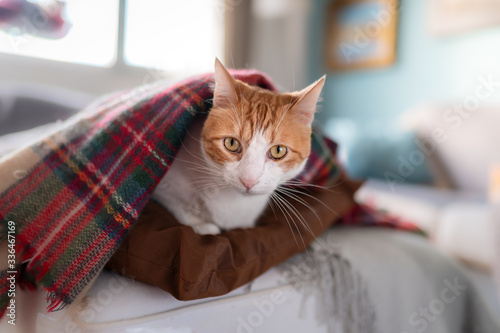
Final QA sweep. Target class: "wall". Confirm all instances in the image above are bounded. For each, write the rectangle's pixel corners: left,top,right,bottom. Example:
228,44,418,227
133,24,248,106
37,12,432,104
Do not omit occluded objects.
309,0,500,123
248,0,312,91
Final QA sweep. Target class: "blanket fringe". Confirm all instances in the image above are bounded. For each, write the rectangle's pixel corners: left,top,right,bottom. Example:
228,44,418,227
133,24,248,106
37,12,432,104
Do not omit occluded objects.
46,290,69,312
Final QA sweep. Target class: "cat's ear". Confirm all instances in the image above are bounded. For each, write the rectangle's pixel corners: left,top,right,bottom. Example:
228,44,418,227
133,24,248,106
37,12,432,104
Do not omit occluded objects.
291,75,326,126
213,58,239,108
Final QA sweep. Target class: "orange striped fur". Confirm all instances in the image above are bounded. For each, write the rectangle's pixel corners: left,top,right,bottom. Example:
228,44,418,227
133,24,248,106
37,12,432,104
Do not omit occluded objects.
202,59,325,173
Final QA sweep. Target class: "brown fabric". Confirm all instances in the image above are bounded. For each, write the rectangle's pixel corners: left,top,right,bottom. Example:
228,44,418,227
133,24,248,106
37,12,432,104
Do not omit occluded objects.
105,175,363,301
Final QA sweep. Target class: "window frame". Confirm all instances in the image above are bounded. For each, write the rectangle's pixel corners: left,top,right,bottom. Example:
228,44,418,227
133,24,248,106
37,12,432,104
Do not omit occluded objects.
0,0,225,95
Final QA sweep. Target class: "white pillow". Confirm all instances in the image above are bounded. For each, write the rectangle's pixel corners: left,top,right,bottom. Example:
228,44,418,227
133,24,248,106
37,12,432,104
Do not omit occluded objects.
404,105,500,194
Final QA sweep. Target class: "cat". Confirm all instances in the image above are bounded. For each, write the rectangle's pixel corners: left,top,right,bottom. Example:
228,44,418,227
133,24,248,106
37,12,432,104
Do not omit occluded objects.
152,58,325,234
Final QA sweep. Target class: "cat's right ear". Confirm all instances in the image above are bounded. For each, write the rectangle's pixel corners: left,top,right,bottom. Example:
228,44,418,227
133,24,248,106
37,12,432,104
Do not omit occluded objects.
291,76,326,127
213,58,239,108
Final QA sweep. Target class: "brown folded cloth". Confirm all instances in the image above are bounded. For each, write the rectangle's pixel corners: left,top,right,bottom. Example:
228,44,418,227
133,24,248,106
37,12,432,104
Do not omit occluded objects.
105,176,362,301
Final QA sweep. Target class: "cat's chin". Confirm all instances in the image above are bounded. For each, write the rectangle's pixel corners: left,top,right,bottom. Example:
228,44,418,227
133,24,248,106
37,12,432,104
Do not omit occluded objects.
236,187,272,196
226,184,269,196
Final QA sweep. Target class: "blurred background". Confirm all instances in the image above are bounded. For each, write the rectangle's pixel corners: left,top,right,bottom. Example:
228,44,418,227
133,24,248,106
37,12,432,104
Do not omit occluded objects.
1,0,500,186
1,1,500,329
0,0,500,315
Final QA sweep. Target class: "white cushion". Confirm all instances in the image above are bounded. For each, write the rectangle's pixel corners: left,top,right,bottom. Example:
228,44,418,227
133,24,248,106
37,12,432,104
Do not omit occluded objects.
404,105,500,193
357,179,497,274
355,178,483,235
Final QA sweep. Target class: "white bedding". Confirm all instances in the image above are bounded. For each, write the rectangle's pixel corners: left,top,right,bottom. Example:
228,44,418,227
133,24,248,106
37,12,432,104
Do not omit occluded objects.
0,121,63,158
2,228,497,333
1,126,499,333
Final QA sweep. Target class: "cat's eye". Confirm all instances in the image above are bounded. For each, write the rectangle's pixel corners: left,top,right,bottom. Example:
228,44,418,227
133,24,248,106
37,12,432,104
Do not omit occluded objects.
269,145,287,160
224,137,241,152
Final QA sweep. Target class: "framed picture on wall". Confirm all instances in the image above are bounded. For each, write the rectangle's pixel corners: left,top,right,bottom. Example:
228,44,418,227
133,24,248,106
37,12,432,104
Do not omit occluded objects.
428,0,500,36
325,0,399,71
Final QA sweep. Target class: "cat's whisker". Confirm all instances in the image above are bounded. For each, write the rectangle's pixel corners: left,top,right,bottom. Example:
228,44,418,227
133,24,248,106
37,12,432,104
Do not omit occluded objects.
189,175,223,185
285,178,349,193
276,186,343,251
279,185,341,219
269,192,300,249
276,186,321,224
267,195,279,221
274,189,318,238
281,182,314,194
275,191,331,250
189,176,227,188
162,150,205,165
179,142,210,165
164,156,218,174
274,193,335,252
164,146,224,176
197,166,224,180
185,161,223,173
193,182,228,193
189,171,224,181
168,155,203,167
189,178,218,186
272,192,307,249
184,130,204,145
202,155,227,173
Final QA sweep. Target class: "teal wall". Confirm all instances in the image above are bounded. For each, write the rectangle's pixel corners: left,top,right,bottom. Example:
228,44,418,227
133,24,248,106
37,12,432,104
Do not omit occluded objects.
309,0,500,123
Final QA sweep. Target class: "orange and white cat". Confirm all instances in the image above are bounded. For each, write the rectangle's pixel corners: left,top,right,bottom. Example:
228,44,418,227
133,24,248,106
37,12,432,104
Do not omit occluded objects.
152,59,325,234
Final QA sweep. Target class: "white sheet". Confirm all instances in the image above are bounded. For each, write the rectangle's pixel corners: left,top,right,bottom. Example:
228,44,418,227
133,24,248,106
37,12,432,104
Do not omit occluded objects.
7,228,497,333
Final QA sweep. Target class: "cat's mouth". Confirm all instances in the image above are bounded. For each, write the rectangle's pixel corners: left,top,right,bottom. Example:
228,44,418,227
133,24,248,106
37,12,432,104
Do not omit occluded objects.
236,185,272,196
242,188,258,195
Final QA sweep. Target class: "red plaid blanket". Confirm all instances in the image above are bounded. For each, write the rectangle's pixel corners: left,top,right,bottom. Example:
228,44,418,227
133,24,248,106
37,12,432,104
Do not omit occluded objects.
0,70,419,316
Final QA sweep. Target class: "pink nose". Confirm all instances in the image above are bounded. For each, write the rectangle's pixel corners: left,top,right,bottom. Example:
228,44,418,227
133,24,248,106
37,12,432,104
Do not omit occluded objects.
240,177,258,190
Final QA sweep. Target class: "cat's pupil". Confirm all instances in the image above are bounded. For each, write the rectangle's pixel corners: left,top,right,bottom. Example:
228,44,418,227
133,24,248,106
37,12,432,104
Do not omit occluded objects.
230,138,234,146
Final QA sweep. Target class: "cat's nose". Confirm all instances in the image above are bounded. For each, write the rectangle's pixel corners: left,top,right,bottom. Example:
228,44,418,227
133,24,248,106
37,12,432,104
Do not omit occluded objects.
240,177,258,190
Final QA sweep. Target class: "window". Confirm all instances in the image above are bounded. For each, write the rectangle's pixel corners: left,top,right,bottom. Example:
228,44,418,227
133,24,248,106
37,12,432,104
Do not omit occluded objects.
0,0,224,73
125,0,224,74
0,0,119,67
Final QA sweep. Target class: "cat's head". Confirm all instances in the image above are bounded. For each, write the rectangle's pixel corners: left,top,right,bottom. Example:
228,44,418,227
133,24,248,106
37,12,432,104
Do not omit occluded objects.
201,58,325,195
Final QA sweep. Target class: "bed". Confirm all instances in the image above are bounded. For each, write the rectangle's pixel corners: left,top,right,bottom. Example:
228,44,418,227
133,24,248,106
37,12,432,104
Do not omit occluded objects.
0,83,499,333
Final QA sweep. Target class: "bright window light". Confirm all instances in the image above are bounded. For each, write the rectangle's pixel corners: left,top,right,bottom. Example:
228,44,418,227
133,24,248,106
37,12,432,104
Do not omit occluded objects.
124,0,224,74
0,0,118,67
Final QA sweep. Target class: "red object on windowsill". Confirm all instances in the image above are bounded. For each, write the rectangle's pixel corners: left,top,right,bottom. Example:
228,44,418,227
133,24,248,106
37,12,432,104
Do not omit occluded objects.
0,0,70,39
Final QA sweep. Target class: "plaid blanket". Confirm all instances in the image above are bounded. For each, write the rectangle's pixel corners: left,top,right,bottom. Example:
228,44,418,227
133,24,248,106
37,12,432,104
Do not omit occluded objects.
0,70,419,316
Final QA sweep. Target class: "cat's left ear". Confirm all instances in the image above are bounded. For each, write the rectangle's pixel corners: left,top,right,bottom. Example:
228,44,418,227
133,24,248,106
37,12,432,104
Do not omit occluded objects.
213,57,239,108
292,75,326,126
